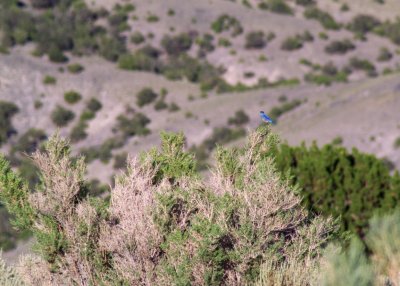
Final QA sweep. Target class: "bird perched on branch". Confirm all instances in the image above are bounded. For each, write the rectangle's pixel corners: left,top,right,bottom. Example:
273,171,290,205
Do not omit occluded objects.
259,111,273,124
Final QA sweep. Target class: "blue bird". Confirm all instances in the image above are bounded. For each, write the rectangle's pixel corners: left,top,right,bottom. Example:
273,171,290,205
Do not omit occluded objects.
259,111,273,124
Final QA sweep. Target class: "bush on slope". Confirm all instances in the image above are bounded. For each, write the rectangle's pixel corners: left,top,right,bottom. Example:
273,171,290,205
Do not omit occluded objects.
0,127,337,285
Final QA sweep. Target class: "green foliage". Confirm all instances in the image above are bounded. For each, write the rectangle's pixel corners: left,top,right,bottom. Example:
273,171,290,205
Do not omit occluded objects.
136,88,158,107
70,121,88,143
0,254,24,285
64,91,82,104
348,57,376,76
305,62,348,86
245,31,266,49
377,47,392,61
304,7,340,30
161,33,193,56
273,143,400,236
51,105,75,127
266,0,293,14
375,18,400,45
67,63,84,74
0,101,19,146
325,39,355,54
269,99,302,121
393,137,400,149
281,35,303,51
211,14,243,37
43,75,56,85
115,112,151,138
295,0,315,6
227,110,249,126
130,31,145,45
86,98,102,112
349,14,381,36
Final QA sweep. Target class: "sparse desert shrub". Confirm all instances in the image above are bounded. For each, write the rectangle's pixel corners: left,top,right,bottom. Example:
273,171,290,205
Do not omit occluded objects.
269,99,302,121
267,0,293,14
202,127,246,151
136,88,158,107
375,18,400,45
70,121,88,143
211,14,243,37
348,14,381,36
281,35,303,51
304,7,340,30
348,57,376,74
394,137,400,149
130,31,145,45
113,152,128,170
11,128,47,157
64,91,82,104
86,98,102,113
99,36,127,62
245,31,266,49
30,0,55,9
118,47,161,72
325,39,355,54
146,13,159,22
0,127,337,285
0,101,19,146
115,112,151,138
377,47,393,61
227,109,250,126
43,75,56,85
295,0,315,6
0,254,25,285
168,102,180,112
50,105,75,127
67,63,84,74
161,33,193,56
154,98,168,111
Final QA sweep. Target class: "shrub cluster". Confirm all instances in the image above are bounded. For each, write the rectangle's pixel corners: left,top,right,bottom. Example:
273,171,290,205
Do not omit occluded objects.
51,105,75,127
136,88,158,107
245,31,266,49
0,101,19,146
211,14,243,37
273,143,400,236
304,7,340,30
70,98,102,143
0,127,337,285
161,33,193,56
324,39,355,54
281,31,314,51
268,99,302,121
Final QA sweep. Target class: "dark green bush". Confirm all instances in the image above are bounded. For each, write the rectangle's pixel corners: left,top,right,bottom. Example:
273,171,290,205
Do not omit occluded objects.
115,112,151,138
348,14,381,35
281,35,303,51
325,39,355,54
113,152,128,170
136,88,158,107
130,31,145,44
11,128,47,156
0,101,19,146
86,98,102,112
118,47,161,72
245,31,266,49
43,75,56,85
304,7,340,30
227,110,249,126
375,18,400,45
168,102,180,112
70,121,88,143
161,33,193,56
377,47,392,61
269,99,302,121
202,127,246,151
30,0,56,9
273,143,400,236
211,14,243,37
348,57,376,73
64,91,82,104
51,105,75,127
67,63,84,74
295,0,315,6
268,0,293,14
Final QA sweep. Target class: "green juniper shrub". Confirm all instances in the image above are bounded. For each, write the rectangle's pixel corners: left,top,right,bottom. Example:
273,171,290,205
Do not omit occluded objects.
295,0,315,6
154,97,168,111
115,112,151,138
211,14,243,37
273,143,400,237
348,57,376,74
304,7,340,30
331,136,343,145
394,137,400,149
377,47,393,61
51,105,75,127
245,31,266,49
67,63,84,74
227,110,250,126
0,101,19,146
99,35,127,62
130,31,145,45
136,88,158,107
340,3,350,12
325,39,356,54
43,75,56,85
10,128,47,158
348,14,381,36
113,152,128,170
30,0,56,9
64,91,82,104
161,33,193,56
269,99,302,121
281,35,303,51
80,110,95,121
375,18,400,45
70,121,88,143
146,13,159,23
268,0,293,14
118,46,162,72
168,102,180,112
86,98,102,113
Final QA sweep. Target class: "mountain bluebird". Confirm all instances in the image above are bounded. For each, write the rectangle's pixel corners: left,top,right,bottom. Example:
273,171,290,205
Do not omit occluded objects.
259,111,273,123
